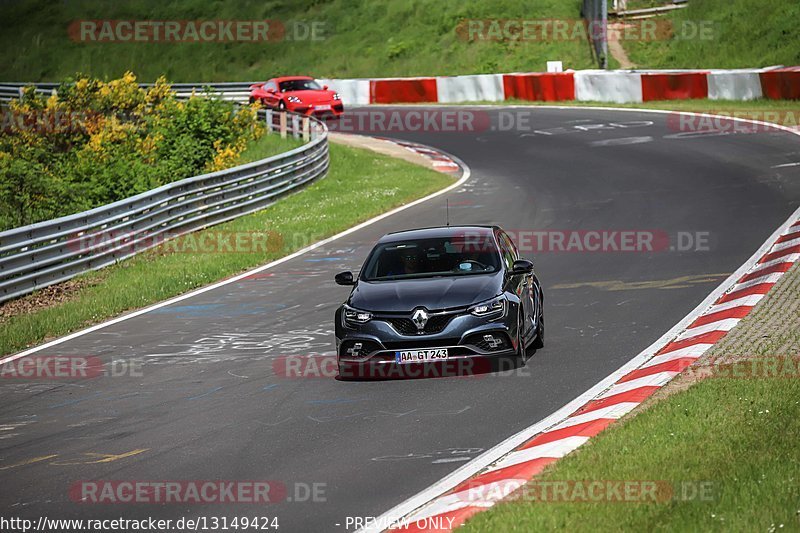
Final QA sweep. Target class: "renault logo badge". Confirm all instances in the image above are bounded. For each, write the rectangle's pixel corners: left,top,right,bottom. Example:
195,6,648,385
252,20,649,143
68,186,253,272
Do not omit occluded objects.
411,308,429,331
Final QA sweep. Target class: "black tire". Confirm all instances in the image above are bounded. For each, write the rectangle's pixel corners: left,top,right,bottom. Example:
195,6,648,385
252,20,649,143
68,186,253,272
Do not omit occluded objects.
516,311,527,362
532,311,544,350
248,96,256,104
278,100,286,111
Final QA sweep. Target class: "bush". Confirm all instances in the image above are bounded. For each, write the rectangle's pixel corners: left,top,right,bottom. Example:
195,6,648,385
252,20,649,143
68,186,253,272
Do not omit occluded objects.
0,72,262,231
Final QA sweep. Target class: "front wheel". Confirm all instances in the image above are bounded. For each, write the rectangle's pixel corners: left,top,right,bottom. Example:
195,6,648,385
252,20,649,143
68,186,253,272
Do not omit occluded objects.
516,312,527,362
532,313,544,349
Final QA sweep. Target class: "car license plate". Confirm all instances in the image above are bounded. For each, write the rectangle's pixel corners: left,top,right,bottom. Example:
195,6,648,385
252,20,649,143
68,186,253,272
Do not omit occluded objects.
395,348,449,364
315,105,331,111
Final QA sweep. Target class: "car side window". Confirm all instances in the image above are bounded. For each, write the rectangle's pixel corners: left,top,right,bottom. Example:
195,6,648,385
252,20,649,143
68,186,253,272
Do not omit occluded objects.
499,231,519,260
496,232,514,270
265,81,277,91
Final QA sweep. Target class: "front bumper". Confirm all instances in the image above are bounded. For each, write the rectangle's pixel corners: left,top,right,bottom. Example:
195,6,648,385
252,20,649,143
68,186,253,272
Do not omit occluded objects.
292,103,344,117
335,306,521,378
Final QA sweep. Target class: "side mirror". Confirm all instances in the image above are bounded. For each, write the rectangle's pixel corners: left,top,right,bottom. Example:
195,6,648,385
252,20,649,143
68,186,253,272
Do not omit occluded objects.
266,87,275,93
323,85,329,90
510,259,534,276
335,271,356,286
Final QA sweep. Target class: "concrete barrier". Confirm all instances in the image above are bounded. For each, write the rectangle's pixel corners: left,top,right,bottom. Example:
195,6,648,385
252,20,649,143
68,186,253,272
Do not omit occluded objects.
370,78,438,104
707,71,763,100
760,68,800,100
641,72,708,101
436,74,504,103
319,67,799,106
316,78,370,106
575,70,643,103
502,73,575,102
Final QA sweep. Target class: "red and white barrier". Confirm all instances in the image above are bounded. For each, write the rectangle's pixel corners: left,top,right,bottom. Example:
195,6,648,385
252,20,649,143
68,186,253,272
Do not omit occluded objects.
320,66,799,106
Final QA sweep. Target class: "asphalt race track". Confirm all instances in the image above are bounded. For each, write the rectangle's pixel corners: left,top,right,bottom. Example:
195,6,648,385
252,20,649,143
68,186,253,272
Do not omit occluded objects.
2,106,800,531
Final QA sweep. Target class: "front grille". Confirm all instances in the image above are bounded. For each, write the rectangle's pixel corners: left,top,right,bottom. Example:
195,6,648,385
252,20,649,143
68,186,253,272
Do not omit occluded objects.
386,314,455,335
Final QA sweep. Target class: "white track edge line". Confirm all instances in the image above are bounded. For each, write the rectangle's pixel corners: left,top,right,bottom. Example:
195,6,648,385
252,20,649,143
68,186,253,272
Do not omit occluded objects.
0,147,471,367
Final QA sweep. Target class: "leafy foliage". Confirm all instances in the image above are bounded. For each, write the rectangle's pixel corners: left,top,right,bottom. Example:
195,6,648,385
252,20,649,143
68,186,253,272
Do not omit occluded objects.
0,72,262,230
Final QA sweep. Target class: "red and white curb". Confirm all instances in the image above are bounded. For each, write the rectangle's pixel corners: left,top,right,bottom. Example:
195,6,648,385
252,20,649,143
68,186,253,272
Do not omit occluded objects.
375,137,461,173
361,208,800,532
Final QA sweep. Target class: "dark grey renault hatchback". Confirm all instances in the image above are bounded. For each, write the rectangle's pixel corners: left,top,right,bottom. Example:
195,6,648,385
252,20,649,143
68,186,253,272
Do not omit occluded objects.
334,225,544,378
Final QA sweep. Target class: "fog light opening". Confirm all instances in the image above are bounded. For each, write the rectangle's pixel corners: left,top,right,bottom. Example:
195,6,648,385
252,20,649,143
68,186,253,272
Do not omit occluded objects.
347,342,364,358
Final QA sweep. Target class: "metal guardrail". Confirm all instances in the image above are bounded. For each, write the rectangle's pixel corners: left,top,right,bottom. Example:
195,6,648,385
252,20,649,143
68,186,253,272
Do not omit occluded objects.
0,82,256,103
0,108,329,303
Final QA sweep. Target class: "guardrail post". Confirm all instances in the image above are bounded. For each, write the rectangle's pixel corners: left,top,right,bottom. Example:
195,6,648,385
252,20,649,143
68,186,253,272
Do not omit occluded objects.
291,115,300,139
302,117,310,142
279,112,287,139
265,109,273,134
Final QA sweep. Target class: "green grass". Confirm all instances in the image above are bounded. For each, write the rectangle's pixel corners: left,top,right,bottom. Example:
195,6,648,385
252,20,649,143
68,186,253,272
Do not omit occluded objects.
1,1,795,82
0,0,594,82
0,138,453,356
238,129,304,162
463,376,800,532
625,0,800,69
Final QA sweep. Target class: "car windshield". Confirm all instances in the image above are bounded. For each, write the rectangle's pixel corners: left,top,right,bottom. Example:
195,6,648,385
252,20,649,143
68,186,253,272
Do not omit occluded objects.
361,235,502,281
279,79,321,92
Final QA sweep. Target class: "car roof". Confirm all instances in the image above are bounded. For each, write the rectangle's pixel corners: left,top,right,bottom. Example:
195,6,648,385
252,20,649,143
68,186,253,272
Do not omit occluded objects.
378,225,500,243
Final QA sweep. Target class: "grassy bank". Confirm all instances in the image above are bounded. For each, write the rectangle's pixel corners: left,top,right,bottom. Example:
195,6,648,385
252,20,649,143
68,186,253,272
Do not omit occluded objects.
0,0,592,82
2,1,795,82
0,137,453,356
625,0,800,69
463,264,800,532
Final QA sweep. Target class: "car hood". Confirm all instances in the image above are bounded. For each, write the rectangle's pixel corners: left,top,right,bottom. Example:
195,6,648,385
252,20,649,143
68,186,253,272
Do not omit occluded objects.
285,90,336,103
348,272,503,313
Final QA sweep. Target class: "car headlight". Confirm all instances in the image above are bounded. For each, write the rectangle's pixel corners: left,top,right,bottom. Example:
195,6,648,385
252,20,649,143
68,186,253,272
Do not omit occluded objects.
287,96,302,103
469,296,506,318
333,93,341,100
343,304,372,326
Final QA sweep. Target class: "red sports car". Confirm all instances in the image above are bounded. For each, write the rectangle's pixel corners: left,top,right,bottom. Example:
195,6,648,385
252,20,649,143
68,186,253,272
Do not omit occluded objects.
249,76,343,117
